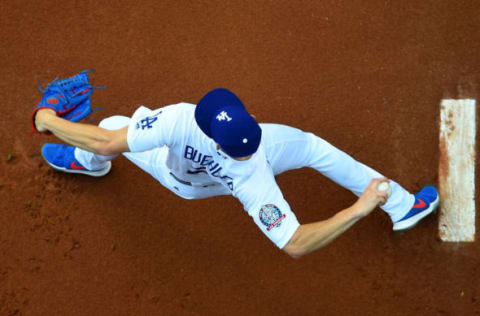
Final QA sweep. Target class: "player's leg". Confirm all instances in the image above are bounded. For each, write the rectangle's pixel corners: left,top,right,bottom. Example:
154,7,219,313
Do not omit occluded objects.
261,123,438,229
41,114,130,176
42,111,168,183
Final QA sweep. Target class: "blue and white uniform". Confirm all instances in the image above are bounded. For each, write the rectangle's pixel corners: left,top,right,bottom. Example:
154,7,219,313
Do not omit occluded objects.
75,103,415,248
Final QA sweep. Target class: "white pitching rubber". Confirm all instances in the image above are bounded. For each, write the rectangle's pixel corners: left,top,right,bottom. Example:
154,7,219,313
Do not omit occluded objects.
438,99,476,242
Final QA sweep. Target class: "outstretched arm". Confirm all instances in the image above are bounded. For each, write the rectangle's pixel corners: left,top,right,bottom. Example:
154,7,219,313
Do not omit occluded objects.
35,109,129,156
283,178,389,258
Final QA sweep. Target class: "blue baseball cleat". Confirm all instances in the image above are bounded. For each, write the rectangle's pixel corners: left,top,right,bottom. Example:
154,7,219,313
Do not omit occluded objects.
41,143,111,177
393,185,440,231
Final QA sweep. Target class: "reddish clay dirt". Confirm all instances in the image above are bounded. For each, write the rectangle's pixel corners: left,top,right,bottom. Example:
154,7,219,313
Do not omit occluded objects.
1,1,480,315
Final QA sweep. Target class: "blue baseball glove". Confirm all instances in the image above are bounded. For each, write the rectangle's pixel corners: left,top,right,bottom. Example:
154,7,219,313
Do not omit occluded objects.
31,69,104,132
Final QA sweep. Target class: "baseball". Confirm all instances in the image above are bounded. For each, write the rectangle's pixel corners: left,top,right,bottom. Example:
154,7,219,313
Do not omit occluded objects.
377,181,392,197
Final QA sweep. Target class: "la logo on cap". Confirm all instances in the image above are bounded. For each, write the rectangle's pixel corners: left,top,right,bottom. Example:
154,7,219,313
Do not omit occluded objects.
216,111,232,122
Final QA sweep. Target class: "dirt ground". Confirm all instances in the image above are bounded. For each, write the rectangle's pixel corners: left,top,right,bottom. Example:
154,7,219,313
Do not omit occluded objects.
1,0,480,315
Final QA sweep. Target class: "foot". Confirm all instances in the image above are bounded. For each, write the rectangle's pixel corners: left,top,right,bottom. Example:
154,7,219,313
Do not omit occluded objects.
41,143,111,177
393,186,439,231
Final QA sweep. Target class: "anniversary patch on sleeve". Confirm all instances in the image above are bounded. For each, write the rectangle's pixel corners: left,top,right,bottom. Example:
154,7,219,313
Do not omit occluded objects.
259,204,286,231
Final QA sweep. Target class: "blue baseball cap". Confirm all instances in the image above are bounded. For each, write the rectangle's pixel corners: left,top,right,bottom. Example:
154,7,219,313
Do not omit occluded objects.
195,88,262,158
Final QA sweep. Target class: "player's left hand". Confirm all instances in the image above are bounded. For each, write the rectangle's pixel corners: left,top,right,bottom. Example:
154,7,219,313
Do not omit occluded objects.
31,70,103,133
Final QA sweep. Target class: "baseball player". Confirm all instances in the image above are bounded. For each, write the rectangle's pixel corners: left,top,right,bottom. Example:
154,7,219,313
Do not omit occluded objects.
31,73,439,258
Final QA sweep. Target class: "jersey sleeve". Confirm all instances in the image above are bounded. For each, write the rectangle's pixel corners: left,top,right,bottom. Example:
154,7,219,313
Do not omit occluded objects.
235,165,300,249
126,104,186,153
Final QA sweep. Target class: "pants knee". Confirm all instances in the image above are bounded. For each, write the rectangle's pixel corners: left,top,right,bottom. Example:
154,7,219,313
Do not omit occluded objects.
98,115,130,130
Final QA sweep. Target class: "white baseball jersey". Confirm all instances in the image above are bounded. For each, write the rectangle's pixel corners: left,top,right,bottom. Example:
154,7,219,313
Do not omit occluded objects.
126,103,300,249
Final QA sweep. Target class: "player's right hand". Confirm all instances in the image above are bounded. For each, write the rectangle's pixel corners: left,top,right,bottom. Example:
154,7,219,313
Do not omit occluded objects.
353,178,390,217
